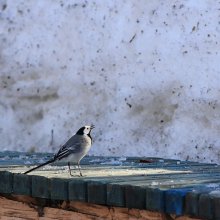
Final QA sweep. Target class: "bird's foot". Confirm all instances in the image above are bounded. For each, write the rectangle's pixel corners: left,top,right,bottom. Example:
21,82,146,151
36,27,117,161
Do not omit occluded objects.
69,172,83,177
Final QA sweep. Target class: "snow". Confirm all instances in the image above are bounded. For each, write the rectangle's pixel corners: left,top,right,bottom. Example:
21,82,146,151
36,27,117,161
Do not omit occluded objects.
0,0,220,164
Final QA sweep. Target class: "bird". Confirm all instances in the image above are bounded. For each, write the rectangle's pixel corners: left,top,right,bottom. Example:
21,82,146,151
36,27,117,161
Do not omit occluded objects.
24,124,95,176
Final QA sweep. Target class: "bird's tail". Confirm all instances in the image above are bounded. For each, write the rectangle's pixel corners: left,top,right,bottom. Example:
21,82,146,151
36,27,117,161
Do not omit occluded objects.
24,158,55,174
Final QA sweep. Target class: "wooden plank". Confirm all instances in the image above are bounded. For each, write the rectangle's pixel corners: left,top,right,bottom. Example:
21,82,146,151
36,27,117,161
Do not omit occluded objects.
165,188,192,215
0,194,203,220
1,151,220,219
100,174,220,191
31,175,51,199
5,163,218,217
68,200,168,220
69,175,150,205
42,207,96,220
0,171,13,194
107,182,125,207
146,188,165,212
50,178,69,200
185,191,200,217
198,193,213,219
13,173,32,195
87,180,107,205
72,175,154,205
185,186,219,217
148,183,220,215
69,176,140,204
107,180,164,211
67,170,220,211
210,191,220,219
106,178,220,215
69,179,88,202
103,174,220,189
189,190,220,220
0,196,39,220
69,201,111,219
125,185,146,209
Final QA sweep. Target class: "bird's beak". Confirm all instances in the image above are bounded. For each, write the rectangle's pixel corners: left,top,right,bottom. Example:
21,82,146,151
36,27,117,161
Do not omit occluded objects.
90,124,95,129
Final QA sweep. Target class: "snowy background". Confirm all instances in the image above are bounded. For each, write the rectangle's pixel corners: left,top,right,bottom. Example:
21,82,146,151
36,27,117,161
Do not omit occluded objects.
0,0,220,163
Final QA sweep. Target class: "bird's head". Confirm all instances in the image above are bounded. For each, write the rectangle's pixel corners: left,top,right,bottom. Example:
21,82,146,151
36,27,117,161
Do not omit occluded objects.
76,124,95,135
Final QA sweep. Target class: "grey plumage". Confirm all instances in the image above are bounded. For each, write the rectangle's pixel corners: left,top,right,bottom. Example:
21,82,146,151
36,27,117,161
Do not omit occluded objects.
24,124,94,176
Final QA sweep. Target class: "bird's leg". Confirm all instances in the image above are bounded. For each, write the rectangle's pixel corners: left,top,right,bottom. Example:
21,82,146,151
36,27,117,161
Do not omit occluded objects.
68,162,74,176
77,162,83,177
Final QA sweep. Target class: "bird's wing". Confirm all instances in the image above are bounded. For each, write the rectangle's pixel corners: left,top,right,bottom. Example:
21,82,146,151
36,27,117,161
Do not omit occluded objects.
54,135,83,160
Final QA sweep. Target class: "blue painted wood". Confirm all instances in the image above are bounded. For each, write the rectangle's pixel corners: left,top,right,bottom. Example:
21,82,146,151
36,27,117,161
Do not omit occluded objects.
87,181,107,205
165,188,192,215
31,175,51,199
125,185,146,209
185,191,199,217
146,188,165,212
1,151,220,219
0,171,13,194
13,173,31,195
185,186,220,217
69,179,87,201
50,178,69,200
211,192,220,219
107,183,125,207
198,193,213,219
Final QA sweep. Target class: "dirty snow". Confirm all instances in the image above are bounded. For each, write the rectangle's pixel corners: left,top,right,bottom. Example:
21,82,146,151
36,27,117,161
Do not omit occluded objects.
0,0,220,164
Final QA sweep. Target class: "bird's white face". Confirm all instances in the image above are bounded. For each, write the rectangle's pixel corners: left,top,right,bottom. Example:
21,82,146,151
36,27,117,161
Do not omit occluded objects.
83,125,94,135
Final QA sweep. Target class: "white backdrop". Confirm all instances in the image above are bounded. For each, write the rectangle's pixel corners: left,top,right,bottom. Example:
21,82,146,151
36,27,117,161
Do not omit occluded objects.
1,0,220,163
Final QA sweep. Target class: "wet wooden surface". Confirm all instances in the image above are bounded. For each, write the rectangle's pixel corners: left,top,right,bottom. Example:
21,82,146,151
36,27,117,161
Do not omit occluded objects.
0,151,220,219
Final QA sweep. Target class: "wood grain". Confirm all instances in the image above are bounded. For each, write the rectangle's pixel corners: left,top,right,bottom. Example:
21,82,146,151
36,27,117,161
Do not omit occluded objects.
0,196,202,220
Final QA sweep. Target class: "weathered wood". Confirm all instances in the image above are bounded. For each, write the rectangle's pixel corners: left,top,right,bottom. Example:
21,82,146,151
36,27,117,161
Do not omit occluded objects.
198,193,213,219
50,178,69,200
146,188,165,212
13,173,32,195
42,207,96,220
87,180,107,204
0,171,13,194
69,179,87,201
107,182,125,207
31,175,51,199
0,196,39,220
69,201,111,218
125,185,146,209
0,151,220,219
207,191,220,219
0,195,203,220
165,188,192,215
